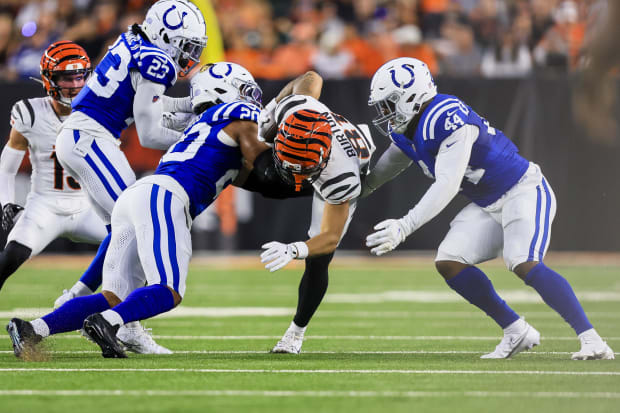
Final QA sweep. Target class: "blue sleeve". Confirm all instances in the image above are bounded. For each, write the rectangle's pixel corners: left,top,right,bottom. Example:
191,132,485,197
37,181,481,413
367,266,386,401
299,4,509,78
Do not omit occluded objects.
424,99,470,152
207,102,261,125
227,103,261,123
138,52,177,88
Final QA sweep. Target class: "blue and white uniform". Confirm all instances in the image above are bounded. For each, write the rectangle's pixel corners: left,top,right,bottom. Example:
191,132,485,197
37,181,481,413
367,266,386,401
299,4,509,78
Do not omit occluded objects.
372,94,556,270
102,101,260,298
55,30,180,224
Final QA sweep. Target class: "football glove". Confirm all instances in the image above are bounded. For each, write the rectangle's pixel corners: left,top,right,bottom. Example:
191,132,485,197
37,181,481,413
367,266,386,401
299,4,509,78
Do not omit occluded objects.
1,203,23,233
365,218,408,256
161,112,195,132
260,241,308,272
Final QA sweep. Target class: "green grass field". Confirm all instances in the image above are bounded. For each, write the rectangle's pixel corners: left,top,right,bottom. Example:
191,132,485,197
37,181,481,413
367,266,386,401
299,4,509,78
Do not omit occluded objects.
0,253,618,413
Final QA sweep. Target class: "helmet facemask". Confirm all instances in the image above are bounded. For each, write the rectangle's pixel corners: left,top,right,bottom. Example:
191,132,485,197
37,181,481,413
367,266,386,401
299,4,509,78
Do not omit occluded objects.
171,34,207,76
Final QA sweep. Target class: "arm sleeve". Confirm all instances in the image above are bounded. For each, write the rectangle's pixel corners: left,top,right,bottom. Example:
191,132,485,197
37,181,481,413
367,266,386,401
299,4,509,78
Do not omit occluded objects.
160,95,193,113
399,124,478,235
363,143,413,194
133,75,183,150
0,145,26,205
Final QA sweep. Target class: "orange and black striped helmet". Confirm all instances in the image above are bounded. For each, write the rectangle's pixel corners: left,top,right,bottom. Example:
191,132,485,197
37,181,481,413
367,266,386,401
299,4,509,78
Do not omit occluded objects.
40,41,91,107
273,109,333,191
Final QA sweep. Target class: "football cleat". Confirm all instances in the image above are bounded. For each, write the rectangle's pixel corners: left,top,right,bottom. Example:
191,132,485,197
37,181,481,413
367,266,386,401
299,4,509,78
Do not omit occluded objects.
83,313,127,358
481,319,540,359
572,329,615,360
116,322,172,355
6,318,43,359
271,328,305,354
53,289,75,309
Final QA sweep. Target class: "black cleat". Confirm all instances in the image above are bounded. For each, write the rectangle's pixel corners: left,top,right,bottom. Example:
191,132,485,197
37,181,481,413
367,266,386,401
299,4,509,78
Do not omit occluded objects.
83,314,127,358
6,318,42,359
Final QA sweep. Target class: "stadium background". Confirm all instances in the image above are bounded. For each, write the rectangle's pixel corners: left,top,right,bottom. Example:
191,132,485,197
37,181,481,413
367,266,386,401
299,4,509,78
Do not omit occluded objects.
0,0,618,253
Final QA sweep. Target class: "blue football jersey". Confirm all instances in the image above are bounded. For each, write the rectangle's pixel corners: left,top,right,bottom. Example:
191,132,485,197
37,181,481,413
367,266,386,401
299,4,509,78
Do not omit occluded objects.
155,101,261,218
389,94,529,207
72,30,177,139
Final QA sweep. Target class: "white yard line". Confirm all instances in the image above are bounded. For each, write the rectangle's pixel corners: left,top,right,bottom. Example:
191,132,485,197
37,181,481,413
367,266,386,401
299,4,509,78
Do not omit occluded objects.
1,368,619,376
0,390,619,399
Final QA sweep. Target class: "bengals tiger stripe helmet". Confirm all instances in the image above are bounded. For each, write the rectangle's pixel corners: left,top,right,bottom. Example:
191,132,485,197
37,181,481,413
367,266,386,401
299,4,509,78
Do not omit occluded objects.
40,41,91,107
273,109,333,191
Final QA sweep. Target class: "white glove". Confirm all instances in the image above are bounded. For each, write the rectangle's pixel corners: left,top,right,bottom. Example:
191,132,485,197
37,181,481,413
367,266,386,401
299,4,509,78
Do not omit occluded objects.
260,241,308,272
258,98,277,142
365,219,408,256
161,112,195,132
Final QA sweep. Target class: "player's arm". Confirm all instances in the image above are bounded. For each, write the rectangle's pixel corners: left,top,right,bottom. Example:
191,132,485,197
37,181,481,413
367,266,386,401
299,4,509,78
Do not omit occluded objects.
133,76,183,150
259,71,323,142
361,143,413,198
260,200,349,272
0,128,27,233
366,124,478,256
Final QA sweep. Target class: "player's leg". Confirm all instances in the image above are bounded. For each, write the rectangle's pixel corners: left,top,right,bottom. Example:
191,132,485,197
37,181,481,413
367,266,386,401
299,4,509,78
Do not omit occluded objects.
54,129,136,302
502,166,614,360
272,196,357,354
436,202,540,359
0,196,67,291
86,184,191,357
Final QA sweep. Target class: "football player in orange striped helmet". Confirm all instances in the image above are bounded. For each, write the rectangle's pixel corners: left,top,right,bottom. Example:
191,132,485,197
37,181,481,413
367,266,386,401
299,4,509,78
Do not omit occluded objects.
273,109,333,191
39,40,91,109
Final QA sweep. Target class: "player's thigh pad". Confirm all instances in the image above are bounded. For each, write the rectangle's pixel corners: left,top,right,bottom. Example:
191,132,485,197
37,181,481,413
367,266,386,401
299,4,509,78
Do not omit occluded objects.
7,194,66,256
56,129,136,223
66,207,109,244
307,192,357,243
133,184,192,298
500,165,557,270
436,203,503,265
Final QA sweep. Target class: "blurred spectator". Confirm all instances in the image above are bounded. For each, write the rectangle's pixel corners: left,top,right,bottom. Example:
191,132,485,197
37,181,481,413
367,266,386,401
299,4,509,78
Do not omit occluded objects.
312,28,354,79
481,25,533,77
271,21,317,78
438,19,482,76
392,24,439,75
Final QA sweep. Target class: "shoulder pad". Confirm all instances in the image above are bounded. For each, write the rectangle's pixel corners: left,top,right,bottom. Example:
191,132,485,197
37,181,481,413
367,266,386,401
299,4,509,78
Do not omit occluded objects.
10,99,35,132
316,170,361,204
421,97,470,143
138,46,177,87
207,101,261,124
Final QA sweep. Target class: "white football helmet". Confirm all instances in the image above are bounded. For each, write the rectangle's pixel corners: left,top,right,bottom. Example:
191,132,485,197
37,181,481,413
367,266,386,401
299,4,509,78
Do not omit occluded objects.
368,57,437,135
141,0,207,76
190,62,263,113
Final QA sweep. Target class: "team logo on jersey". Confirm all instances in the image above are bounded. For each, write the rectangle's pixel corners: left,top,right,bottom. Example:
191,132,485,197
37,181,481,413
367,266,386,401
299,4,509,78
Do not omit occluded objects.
389,64,415,88
163,5,187,30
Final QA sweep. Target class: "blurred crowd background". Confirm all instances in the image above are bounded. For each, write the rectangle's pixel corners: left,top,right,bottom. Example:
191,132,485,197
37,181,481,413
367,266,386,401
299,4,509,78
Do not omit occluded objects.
0,0,611,82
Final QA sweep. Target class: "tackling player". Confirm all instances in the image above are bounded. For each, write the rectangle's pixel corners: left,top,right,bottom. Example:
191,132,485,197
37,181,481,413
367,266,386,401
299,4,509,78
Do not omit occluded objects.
50,0,207,354
363,57,614,360
6,62,276,358
258,71,375,354
0,41,107,292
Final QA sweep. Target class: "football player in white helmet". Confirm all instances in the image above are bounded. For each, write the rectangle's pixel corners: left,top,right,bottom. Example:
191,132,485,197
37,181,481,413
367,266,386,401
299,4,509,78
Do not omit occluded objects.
48,0,207,355
363,57,614,360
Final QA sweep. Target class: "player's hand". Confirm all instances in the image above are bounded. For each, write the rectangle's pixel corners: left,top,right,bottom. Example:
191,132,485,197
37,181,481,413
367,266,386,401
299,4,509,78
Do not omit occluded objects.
1,203,24,232
365,219,407,256
161,112,195,132
260,241,296,272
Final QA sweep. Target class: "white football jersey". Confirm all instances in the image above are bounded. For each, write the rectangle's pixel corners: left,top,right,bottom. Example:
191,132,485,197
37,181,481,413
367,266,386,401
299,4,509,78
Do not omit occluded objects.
10,97,87,201
274,95,375,204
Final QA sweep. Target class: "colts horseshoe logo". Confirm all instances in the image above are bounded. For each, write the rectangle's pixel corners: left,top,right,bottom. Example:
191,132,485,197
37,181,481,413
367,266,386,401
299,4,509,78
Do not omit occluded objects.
209,63,232,79
390,64,415,88
163,5,187,30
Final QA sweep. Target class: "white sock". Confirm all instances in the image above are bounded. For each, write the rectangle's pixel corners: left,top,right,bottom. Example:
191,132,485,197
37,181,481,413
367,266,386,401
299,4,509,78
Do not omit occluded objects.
100,310,124,327
289,321,307,335
70,281,94,297
504,318,526,334
578,328,601,341
30,319,50,338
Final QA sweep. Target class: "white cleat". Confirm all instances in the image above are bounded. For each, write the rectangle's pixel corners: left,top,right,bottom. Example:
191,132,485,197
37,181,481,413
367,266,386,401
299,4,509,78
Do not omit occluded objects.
571,329,615,360
271,326,305,354
54,289,76,309
481,319,540,359
116,322,172,355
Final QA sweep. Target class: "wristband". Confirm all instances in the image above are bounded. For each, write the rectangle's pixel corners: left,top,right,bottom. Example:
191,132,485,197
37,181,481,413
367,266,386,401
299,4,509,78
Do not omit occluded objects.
291,241,309,260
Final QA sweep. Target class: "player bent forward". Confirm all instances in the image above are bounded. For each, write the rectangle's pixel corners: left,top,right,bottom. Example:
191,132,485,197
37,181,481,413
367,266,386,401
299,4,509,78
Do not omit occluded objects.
6,62,271,358
363,57,613,360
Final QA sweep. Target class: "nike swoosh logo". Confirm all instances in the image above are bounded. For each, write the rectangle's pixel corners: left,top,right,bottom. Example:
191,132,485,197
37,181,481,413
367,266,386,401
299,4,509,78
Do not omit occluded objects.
447,110,457,116
445,142,456,148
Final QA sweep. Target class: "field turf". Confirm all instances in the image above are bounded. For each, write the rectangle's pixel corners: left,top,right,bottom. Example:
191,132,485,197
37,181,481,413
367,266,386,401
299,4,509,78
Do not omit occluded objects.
0,253,618,412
